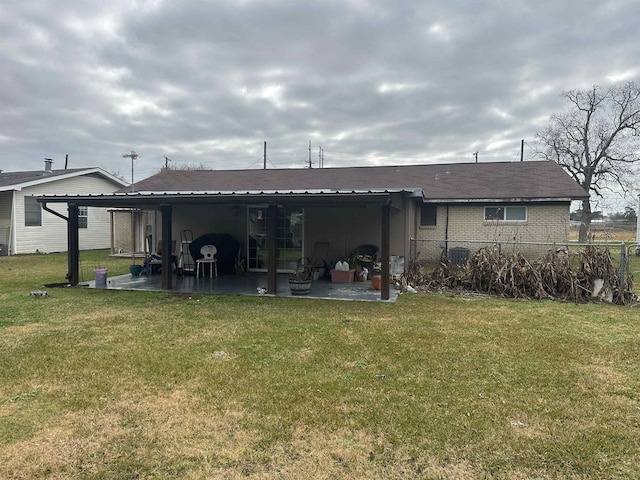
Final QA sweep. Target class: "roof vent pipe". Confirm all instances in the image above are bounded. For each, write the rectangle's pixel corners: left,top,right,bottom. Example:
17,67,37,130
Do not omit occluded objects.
44,158,54,173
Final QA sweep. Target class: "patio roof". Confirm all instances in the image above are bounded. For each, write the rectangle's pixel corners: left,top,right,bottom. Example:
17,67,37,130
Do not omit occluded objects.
36,189,408,209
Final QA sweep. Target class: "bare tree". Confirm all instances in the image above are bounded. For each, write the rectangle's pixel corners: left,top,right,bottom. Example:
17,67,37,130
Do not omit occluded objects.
157,162,213,173
536,81,640,242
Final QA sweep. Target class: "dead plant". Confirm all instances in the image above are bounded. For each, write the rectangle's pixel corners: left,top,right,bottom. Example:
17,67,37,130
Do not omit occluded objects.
403,245,636,305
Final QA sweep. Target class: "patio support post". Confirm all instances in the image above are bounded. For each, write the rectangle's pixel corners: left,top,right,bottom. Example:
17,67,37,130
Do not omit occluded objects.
160,205,173,290
381,203,390,300
68,203,80,286
109,210,115,255
266,204,278,294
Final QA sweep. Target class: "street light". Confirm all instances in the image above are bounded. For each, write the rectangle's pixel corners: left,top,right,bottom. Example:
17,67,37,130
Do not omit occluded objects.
121,151,139,192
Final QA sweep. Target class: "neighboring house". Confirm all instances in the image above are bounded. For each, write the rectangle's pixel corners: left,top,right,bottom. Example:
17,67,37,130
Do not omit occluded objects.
0,160,128,255
38,160,588,299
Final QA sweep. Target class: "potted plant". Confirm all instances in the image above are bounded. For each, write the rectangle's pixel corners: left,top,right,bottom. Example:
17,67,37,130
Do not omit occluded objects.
129,264,143,276
289,263,313,295
371,262,382,290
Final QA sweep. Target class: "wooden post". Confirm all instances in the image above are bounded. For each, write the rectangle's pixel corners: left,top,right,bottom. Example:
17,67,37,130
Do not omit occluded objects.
68,204,80,286
130,210,135,263
109,210,115,255
266,204,278,294
161,205,173,290
381,203,390,300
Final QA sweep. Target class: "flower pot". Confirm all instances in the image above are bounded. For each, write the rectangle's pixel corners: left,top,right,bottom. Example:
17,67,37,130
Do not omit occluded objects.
371,275,382,290
289,279,312,295
129,264,143,277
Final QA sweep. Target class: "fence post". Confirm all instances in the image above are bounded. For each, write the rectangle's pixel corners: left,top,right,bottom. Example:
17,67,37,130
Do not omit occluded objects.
620,242,627,288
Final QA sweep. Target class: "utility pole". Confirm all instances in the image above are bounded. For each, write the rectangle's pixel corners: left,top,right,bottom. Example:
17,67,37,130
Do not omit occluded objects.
520,139,524,162
64,154,68,169
164,156,171,169
308,140,312,168
473,151,478,163
264,141,267,169
318,146,322,168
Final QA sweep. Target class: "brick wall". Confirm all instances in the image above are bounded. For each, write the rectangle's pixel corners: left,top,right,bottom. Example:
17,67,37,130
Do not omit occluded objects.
415,203,571,264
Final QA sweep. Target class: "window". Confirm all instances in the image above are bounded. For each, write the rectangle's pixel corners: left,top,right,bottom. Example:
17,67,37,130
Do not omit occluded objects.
79,206,88,229
484,206,527,221
24,197,42,226
420,205,437,226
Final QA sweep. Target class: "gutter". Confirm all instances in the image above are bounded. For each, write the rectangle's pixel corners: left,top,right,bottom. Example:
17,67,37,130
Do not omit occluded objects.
425,197,585,204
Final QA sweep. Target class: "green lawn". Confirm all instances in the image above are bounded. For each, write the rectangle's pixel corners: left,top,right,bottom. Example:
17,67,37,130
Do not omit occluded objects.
1,251,639,479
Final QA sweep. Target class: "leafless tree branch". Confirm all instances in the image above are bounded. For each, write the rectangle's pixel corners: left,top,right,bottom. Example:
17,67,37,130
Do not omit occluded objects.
535,81,640,242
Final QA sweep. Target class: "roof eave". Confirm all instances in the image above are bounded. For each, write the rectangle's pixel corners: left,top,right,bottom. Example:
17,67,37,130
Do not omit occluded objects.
37,190,400,208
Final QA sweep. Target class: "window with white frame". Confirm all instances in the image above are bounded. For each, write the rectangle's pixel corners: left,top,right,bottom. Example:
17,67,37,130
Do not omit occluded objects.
484,206,527,221
24,197,42,226
79,206,88,229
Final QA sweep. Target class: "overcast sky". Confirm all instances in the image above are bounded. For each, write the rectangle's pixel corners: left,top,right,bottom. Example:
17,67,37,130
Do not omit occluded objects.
2,0,639,208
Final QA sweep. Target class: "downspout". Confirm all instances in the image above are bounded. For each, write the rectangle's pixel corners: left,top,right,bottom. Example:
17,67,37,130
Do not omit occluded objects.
41,202,67,222
444,205,449,259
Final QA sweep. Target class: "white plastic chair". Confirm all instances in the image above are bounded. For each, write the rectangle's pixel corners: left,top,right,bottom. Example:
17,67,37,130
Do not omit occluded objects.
196,245,218,278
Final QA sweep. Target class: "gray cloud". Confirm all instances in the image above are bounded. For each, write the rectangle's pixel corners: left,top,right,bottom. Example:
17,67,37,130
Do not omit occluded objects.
1,0,639,199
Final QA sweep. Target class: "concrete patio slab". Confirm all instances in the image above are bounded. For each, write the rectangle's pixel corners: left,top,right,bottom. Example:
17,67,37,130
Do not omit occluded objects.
84,272,399,302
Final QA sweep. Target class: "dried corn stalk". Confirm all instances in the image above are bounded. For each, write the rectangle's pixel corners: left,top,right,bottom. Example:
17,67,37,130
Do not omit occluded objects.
405,245,636,305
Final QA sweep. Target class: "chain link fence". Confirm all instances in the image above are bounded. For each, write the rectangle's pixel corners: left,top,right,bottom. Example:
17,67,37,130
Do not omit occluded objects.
410,237,635,292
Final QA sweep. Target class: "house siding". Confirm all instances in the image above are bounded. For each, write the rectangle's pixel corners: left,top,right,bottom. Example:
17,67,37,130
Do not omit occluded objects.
416,203,570,264
0,192,12,254
13,174,122,254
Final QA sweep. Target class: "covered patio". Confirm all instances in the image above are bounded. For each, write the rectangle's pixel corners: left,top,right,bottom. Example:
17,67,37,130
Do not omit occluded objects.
86,271,399,302
39,189,401,301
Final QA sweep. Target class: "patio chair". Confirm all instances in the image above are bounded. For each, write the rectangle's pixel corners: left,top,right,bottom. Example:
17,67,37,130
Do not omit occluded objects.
196,244,218,278
148,240,177,274
351,244,378,271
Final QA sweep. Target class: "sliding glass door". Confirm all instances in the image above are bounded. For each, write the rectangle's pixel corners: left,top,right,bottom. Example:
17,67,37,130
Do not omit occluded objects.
247,206,304,272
